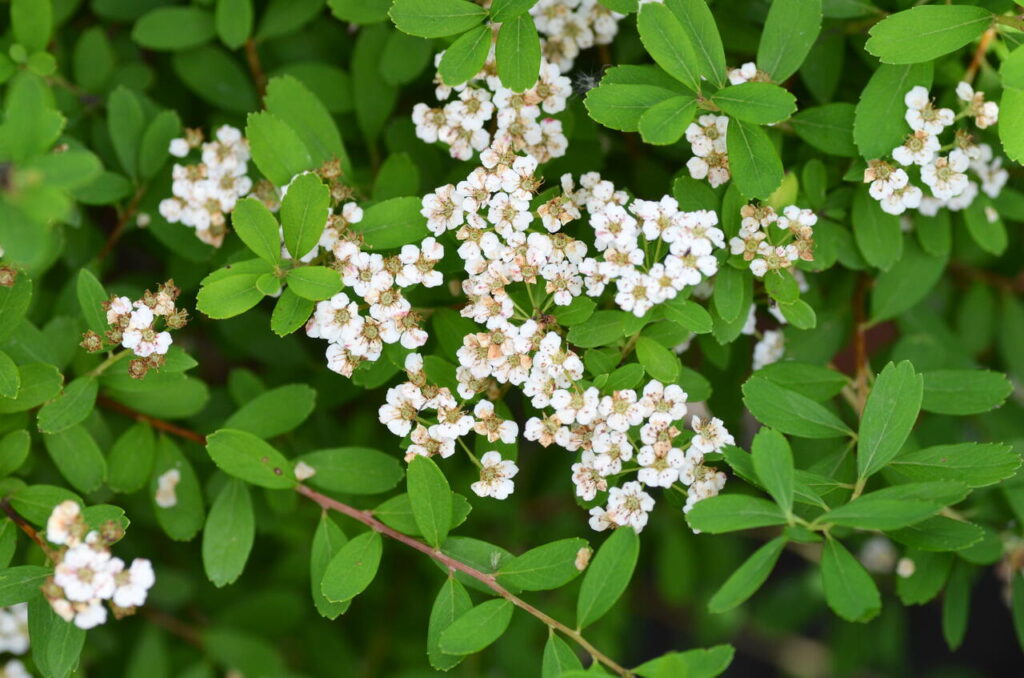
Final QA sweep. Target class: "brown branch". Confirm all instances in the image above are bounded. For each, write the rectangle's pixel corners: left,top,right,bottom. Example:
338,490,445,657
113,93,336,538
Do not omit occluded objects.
141,607,203,647
244,38,267,101
851,274,870,416
97,396,208,445
98,186,146,261
964,28,997,84
296,484,633,677
0,499,59,561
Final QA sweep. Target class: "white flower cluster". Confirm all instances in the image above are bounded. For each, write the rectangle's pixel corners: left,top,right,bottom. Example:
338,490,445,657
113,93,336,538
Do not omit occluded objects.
367,146,738,531
302,219,443,378
686,115,731,188
727,61,770,85
729,203,816,278
159,125,253,247
42,501,155,630
414,47,571,164
531,0,623,72
864,84,1007,216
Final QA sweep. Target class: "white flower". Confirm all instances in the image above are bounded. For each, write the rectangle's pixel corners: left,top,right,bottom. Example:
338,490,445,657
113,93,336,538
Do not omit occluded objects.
892,130,939,167
0,604,29,656
307,293,363,343
689,416,735,455
46,500,82,546
168,138,190,158
378,383,426,437
1,659,31,678
904,86,954,135
599,390,644,432
471,451,519,500
605,481,655,533
727,61,758,85
639,381,688,424
752,329,785,370
637,445,685,488
571,451,608,501
294,461,317,481
111,558,155,609
155,468,181,508
921,150,970,200
54,543,116,603
421,184,465,235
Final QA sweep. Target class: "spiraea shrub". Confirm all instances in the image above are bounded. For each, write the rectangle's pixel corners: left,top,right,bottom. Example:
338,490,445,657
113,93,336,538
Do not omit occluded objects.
1,0,1024,675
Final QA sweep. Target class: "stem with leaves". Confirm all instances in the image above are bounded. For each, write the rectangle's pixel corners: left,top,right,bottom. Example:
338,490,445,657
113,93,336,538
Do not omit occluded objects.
99,401,633,676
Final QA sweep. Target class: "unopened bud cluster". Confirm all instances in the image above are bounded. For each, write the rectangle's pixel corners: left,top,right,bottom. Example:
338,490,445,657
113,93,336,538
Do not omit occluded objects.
42,501,155,630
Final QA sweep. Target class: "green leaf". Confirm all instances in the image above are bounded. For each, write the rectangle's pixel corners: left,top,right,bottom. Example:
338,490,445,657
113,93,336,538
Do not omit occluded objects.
566,310,624,348
329,0,391,23
196,272,265,319
11,0,52,52
281,173,330,260
490,0,537,22
542,632,582,677
231,198,282,264
132,7,216,51
271,288,314,337
375,492,471,536
896,550,953,604
888,516,984,552
206,429,297,489
707,537,786,614
750,428,794,514
633,645,735,678
821,538,881,622
107,422,156,494
576,527,639,629
0,565,51,607
107,86,145,180
757,0,822,81
712,83,797,125
75,271,108,339
790,103,857,157
223,384,316,439
866,5,991,65
37,377,98,434
636,3,700,91
664,0,726,88
852,186,902,271
890,443,1020,488
43,425,107,493
496,14,541,91
0,351,19,400
439,599,514,654
0,74,64,164
921,369,1012,415
428,577,472,670
351,196,429,249
245,111,314,187
72,27,115,92
685,494,788,534
215,0,253,49
870,237,946,321
857,361,923,480
310,513,350,619
438,25,492,86
297,447,404,494
202,479,254,587
0,273,31,346
1000,85,1024,165
151,436,205,542
321,530,384,603
173,45,258,113
407,456,452,548
139,109,182,180
634,336,680,383
389,0,487,38
287,266,342,301
661,298,712,334
28,595,86,678
553,296,596,327
942,561,971,649
255,0,324,42
963,195,1008,256
264,75,350,174
726,118,783,200
742,376,852,439
0,429,30,477
854,62,932,159
584,83,679,133
373,153,420,200
820,483,953,530
497,538,588,591
0,363,60,415
638,96,697,145
756,362,848,401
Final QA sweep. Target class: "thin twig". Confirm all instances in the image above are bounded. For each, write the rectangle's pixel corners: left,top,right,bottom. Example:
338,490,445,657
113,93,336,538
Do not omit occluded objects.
851,274,870,416
964,27,997,84
244,38,267,101
297,484,633,677
0,500,59,561
97,396,208,445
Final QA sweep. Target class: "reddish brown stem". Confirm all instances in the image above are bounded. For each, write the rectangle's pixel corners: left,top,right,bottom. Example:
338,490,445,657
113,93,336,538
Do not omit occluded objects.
97,396,208,445
0,499,59,561
245,38,267,101
98,187,146,261
964,28,996,84
851,275,869,416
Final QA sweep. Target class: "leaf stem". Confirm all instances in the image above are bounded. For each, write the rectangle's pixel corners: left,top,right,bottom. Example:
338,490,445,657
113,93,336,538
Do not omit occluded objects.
0,500,61,562
87,350,130,377
97,396,208,445
245,38,267,101
98,186,147,261
296,483,633,677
